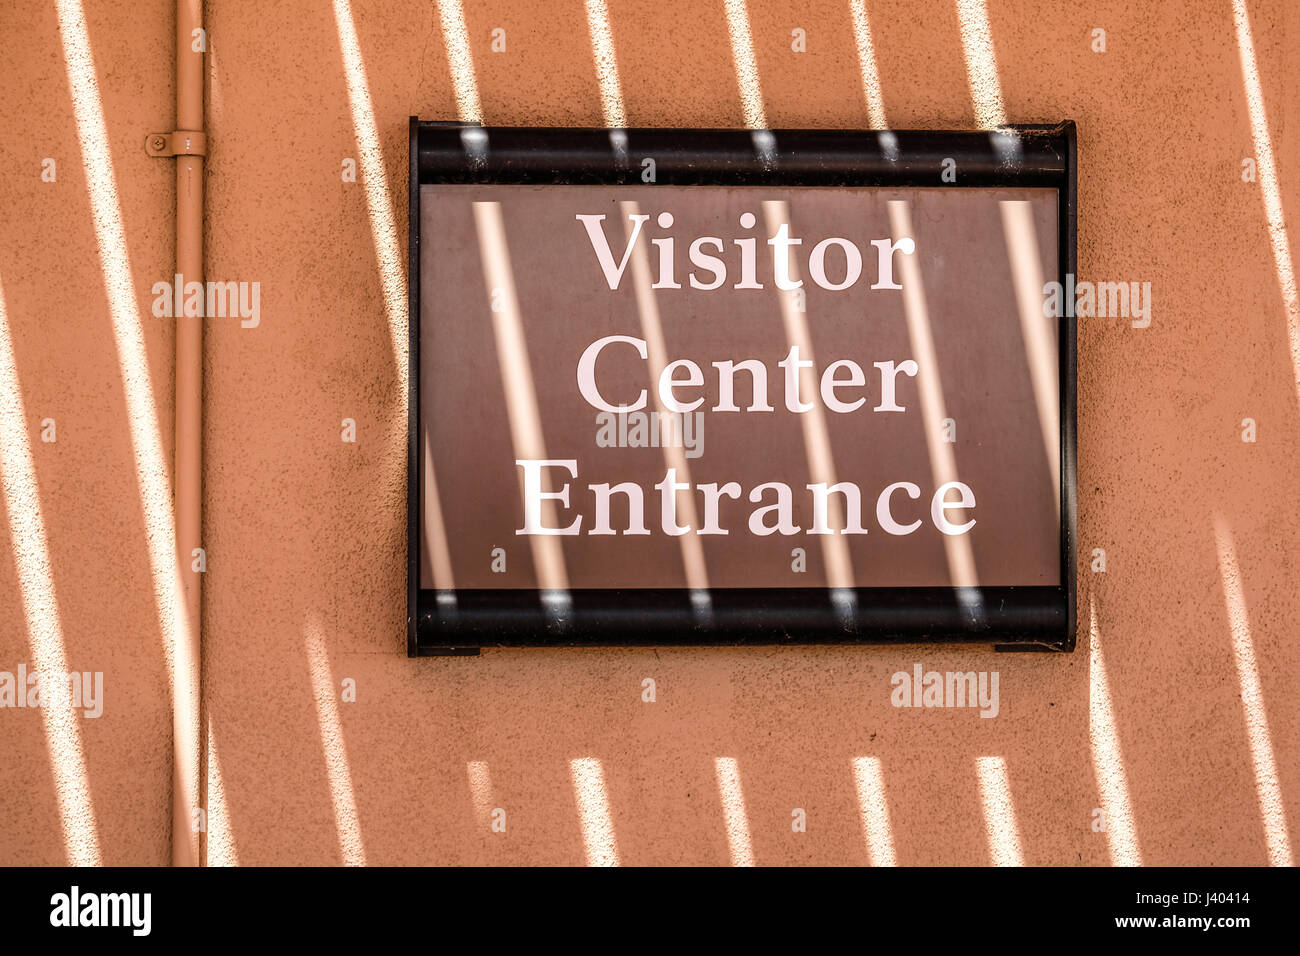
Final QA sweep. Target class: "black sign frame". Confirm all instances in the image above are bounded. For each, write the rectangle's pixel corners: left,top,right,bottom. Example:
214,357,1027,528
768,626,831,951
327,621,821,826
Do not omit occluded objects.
407,119,1078,655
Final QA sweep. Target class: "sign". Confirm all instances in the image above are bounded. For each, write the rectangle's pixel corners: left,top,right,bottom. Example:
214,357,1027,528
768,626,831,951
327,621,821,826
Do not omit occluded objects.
408,122,1077,652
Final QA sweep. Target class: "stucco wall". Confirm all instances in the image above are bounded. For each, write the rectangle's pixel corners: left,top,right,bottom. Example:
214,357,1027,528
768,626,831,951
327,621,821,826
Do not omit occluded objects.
1,0,1297,865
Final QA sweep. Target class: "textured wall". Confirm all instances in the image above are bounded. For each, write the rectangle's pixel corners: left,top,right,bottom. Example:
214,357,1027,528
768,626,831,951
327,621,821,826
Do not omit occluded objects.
1,0,1297,866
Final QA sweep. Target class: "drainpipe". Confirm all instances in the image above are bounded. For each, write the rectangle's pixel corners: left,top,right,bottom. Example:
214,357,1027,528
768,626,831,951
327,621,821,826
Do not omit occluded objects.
147,0,205,867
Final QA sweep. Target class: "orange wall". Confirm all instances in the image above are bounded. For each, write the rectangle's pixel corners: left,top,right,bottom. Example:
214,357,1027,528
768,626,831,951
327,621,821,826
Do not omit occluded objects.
1,0,1297,865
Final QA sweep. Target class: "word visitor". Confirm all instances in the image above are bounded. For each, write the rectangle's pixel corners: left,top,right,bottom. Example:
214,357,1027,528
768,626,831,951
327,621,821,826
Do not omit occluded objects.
576,210,915,293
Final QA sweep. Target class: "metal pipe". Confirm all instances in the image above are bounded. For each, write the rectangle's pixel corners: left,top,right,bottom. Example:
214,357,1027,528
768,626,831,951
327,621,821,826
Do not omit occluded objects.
173,0,204,868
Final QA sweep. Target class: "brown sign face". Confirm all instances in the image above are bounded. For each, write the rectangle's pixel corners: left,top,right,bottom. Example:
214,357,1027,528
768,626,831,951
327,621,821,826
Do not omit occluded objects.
420,183,1060,592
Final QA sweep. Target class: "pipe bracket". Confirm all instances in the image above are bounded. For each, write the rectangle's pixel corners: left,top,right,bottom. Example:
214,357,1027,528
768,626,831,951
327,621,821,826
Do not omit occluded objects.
146,130,207,157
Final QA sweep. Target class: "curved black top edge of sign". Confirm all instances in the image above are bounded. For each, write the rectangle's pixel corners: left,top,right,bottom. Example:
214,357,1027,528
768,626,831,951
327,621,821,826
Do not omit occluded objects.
414,121,1075,187
406,119,1078,654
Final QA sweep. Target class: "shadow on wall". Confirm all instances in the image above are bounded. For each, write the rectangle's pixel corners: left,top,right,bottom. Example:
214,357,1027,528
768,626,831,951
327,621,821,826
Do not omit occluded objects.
0,0,1296,865
0,0,176,866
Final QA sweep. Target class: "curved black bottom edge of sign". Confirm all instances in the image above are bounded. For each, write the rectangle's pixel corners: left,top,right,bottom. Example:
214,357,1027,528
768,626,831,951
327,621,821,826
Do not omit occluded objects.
411,586,1073,653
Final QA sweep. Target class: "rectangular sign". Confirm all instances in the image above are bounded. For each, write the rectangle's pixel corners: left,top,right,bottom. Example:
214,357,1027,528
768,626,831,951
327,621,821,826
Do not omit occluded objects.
408,123,1077,653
